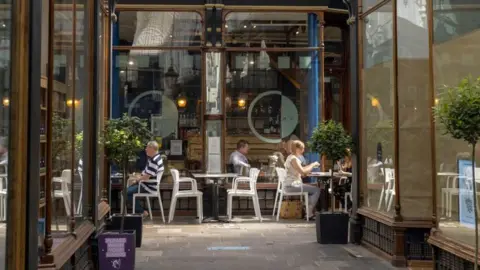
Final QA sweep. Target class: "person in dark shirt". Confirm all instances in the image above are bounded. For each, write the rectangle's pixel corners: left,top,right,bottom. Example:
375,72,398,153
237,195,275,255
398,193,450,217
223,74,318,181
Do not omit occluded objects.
127,141,164,217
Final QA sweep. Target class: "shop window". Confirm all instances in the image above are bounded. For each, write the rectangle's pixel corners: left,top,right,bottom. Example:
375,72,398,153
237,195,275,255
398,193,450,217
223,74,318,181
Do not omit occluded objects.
397,0,432,219
360,1,395,215
324,27,343,66
433,0,480,247
363,0,387,12
225,12,316,48
225,50,320,178
113,49,203,172
117,11,202,47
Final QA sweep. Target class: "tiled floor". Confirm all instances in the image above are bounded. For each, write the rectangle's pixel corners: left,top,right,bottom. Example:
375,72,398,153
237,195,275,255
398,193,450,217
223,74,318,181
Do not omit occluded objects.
135,217,406,270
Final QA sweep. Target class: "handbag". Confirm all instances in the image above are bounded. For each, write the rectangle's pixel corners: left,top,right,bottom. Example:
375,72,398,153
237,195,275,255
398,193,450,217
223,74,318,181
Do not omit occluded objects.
280,199,303,219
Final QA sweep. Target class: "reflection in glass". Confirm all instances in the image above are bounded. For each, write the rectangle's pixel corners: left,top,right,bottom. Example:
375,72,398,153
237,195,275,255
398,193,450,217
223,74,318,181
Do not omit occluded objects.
115,50,202,170
51,1,74,233
96,7,105,204
225,13,311,48
397,0,432,218
433,1,480,247
361,2,395,215
205,121,222,173
0,0,10,266
205,52,222,115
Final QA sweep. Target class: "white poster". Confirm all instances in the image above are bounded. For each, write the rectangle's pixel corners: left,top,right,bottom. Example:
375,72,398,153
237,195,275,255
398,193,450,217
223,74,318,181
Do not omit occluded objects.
207,154,221,173
208,137,221,154
170,140,182,156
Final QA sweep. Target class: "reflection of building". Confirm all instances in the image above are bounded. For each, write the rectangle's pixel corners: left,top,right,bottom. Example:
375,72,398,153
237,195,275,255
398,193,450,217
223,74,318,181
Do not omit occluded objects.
356,0,480,268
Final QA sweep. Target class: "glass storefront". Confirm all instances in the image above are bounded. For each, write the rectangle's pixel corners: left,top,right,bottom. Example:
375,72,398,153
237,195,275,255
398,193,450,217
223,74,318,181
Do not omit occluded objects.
433,0,480,247
360,1,395,215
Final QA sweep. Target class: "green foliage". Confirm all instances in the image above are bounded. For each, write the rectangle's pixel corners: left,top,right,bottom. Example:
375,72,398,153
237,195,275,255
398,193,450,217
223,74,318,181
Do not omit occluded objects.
308,120,354,164
433,76,480,145
103,114,152,168
52,112,71,168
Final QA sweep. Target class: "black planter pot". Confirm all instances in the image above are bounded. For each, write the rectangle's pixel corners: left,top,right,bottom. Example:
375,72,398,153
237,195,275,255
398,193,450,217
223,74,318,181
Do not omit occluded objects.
316,212,349,244
98,230,136,270
107,214,143,248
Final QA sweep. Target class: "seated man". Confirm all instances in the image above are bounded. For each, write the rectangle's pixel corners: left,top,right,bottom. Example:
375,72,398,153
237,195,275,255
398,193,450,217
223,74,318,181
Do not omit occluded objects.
127,141,164,217
228,140,250,175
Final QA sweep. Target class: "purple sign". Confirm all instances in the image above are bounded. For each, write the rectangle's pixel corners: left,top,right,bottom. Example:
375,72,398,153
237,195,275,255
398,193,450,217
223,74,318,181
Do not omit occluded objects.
98,232,136,270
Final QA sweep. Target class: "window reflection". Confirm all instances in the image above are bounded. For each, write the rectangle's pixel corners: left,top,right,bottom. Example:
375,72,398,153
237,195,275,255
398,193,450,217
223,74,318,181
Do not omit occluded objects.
433,0,480,247
361,2,395,215
114,50,203,172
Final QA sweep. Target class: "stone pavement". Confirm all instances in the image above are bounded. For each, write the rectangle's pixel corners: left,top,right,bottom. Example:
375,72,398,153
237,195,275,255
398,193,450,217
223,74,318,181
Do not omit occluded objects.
136,217,406,270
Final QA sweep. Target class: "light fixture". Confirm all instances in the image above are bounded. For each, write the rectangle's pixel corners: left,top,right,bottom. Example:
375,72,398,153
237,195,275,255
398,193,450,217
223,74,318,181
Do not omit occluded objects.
66,99,80,107
2,97,9,107
128,60,134,66
225,24,228,28
371,97,379,107
177,96,187,108
253,25,257,28
243,25,247,28
249,60,255,65
120,70,125,74
238,98,246,108
435,98,439,105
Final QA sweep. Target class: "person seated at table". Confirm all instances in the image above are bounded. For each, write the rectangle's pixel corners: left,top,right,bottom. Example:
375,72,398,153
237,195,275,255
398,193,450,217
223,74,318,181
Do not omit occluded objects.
284,140,321,220
337,150,352,173
228,140,250,175
288,135,307,165
127,141,164,218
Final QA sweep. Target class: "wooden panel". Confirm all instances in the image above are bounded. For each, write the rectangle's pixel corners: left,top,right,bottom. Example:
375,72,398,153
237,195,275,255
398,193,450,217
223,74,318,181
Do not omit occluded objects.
224,135,279,163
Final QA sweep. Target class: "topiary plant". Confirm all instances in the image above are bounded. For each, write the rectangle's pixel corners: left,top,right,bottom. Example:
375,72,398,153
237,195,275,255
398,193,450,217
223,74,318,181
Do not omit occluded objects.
103,114,152,232
433,76,480,270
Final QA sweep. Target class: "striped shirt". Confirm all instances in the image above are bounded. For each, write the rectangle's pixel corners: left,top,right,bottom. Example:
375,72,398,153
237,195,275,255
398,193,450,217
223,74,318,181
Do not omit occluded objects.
142,153,164,191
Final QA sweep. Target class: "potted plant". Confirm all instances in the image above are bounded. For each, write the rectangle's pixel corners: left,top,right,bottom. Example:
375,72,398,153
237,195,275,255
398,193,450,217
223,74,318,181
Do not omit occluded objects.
308,120,353,244
98,114,152,270
433,76,480,269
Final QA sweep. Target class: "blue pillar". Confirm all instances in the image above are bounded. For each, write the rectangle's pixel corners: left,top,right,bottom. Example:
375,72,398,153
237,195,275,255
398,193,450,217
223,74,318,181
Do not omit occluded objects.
111,12,120,119
307,13,320,165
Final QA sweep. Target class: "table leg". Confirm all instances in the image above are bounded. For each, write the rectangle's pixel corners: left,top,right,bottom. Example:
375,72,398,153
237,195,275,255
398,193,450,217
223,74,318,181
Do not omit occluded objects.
330,178,335,212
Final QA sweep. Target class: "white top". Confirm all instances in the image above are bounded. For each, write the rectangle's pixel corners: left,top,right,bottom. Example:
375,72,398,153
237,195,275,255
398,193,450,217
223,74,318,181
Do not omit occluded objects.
285,154,302,187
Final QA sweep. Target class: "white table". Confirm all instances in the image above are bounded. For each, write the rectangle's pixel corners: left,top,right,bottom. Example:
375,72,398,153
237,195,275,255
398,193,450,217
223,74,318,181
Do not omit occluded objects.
192,173,238,222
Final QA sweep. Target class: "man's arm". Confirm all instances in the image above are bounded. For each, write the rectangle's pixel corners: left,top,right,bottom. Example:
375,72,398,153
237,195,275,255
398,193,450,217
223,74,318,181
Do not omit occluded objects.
232,153,250,168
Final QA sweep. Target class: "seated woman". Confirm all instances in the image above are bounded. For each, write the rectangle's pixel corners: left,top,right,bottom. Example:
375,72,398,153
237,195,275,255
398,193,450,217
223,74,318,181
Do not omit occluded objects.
284,140,321,220
337,150,352,173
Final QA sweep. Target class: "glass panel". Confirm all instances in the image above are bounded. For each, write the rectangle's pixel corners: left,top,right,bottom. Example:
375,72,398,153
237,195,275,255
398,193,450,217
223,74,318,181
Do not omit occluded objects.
397,0,432,218
363,0,387,12
96,7,105,207
205,52,222,115
50,1,74,236
225,50,317,182
0,0,11,266
117,11,202,47
324,27,343,66
433,0,480,247
113,49,203,172
74,0,86,223
225,12,315,48
360,2,394,215
205,120,222,173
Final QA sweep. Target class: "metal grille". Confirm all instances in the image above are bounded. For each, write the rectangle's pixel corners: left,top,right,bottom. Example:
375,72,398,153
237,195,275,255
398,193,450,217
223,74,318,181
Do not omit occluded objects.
435,247,474,270
361,216,394,255
405,228,432,260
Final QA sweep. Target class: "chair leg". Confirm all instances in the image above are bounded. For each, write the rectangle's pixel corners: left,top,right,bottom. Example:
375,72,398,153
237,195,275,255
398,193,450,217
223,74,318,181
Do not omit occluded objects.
276,193,284,222
378,187,385,210
132,194,137,215
252,195,262,222
387,194,394,212
146,198,153,221
227,194,233,220
272,191,279,216
157,194,165,224
305,194,309,221
196,195,202,224
168,197,177,223
120,194,124,214
199,195,203,221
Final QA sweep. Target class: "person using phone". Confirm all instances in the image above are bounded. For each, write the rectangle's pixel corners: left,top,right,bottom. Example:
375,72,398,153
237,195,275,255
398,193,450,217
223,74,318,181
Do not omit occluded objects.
284,140,321,220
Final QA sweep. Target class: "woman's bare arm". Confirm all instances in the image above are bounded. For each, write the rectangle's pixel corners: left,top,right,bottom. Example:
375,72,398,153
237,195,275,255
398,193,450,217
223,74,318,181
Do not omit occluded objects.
291,158,319,176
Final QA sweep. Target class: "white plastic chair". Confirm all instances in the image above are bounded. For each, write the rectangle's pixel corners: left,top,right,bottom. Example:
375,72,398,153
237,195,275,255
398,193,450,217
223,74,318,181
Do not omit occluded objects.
132,171,165,222
338,176,351,213
168,169,203,224
273,167,310,221
53,170,72,217
377,168,395,212
227,168,262,222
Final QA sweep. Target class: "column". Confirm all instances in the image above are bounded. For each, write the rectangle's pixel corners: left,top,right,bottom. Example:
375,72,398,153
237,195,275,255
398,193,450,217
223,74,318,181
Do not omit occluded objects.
307,13,320,164
111,13,120,118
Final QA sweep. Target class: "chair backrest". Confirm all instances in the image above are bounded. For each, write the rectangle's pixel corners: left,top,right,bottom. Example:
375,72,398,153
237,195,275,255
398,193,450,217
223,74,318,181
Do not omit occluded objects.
155,171,164,191
384,168,395,189
275,167,286,190
248,168,260,190
170,169,180,193
60,169,72,194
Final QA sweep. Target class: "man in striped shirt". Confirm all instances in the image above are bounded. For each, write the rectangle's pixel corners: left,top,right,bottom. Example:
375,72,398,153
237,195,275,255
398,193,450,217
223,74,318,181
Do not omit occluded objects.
127,141,164,217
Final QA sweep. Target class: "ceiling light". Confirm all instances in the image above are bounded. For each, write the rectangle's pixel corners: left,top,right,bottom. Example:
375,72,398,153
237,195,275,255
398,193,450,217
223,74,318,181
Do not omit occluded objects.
249,61,254,65
253,25,257,28
225,24,228,28
243,25,247,28
128,60,134,66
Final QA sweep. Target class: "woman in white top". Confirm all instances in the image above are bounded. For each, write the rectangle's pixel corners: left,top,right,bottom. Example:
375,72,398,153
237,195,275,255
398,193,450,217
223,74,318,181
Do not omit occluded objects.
284,140,321,219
